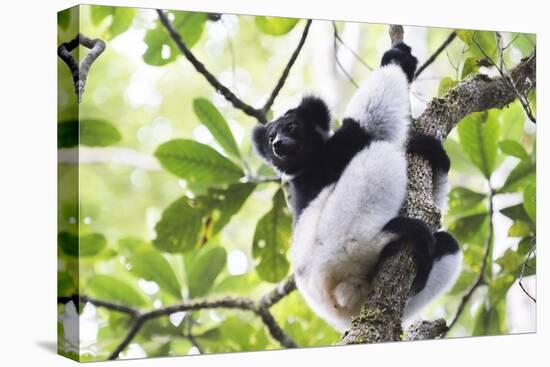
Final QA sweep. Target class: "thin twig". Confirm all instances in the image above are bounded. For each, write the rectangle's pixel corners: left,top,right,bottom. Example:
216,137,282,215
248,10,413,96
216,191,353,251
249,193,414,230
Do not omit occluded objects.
333,27,359,88
156,9,267,123
261,20,313,114
518,241,536,303
389,25,404,44
414,31,457,79
332,22,373,71
58,276,297,360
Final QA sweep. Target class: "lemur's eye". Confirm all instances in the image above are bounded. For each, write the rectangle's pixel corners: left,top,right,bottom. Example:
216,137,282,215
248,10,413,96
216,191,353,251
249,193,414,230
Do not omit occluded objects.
287,122,297,133
269,134,275,143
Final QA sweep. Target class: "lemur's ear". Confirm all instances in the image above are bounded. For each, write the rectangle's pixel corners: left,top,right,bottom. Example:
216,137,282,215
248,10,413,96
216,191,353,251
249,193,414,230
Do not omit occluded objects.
252,124,268,160
297,96,331,132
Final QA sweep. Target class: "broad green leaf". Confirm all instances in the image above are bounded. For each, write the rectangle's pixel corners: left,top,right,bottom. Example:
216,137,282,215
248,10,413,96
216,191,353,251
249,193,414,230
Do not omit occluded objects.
58,232,107,257
90,6,135,39
499,157,535,193
448,187,487,216
518,236,535,256
499,140,528,159
458,112,499,178
473,300,507,336
155,139,244,184
143,12,206,66
447,213,489,244
58,11,70,30
193,98,241,159
499,204,531,223
457,30,497,59
523,183,536,222
508,220,533,237
185,245,227,298
143,26,177,66
252,189,292,282
448,269,476,295
500,102,525,141
153,196,204,253
437,77,458,97
197,316,268,352
153,183,255,253
443,138,478,175
58,271,75,295
495,249,522,275
87,275,148,307
255,17,299,36
461,57,479,79
512,33,536,57
58,119,122,148
130,249,182,299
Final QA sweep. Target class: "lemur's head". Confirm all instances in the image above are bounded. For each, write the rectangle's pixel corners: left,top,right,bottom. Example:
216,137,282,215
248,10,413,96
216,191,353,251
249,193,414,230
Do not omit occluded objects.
252,96,330,175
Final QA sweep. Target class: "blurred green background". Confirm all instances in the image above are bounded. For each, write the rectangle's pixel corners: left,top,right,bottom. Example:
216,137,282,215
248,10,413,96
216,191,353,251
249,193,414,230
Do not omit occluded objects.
57,5,536,362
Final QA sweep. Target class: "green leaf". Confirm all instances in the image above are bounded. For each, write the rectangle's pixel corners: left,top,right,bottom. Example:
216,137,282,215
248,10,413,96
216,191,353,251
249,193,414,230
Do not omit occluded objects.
87,275,148,307
58,119,122,148
499,204,530,222
457,30,497,59
58,10,70,30
153,196,204,253
185,245,227,298
58,232,107,257
448,187,486,216
461,57,479,79
143,12,206,66
447,213,489,244
499,102,525,141
499,157,535,193
130,249,182,299
495,249,522,275
153,183,255,253
512,33,536,57
518,236,535,256
523,183,536,222
155,139,244,184
473,300,507,336
252,189,292,282
193,98,241,159
90,6,135,39
58,271,75,295
499,140,528,159
443,138,479,175
458,112,499,178
508,220,533,237
437,77,458,97
255,17,299,36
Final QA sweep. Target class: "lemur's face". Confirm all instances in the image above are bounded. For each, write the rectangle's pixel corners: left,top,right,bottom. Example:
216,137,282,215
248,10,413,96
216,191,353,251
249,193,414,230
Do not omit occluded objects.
252,96,331,174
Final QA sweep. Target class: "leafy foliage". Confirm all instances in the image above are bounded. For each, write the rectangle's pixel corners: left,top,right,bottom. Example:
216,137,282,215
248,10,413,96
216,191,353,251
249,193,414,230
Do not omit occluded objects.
57,5,536,360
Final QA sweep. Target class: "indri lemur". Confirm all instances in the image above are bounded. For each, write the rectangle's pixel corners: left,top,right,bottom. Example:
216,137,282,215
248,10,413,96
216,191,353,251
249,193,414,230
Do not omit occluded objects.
252,42,462,330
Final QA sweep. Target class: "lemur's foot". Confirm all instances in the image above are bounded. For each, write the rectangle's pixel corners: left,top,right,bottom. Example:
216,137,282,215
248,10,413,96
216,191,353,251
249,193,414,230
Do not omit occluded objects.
433,231,461,259
380,216,435,293
381,41,418,82
407,133,451,175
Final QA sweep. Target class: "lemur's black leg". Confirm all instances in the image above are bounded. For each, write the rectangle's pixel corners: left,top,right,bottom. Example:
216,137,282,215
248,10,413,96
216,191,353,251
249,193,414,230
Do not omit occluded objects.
381,41,418,82
406,133,451,176
433,231,461,260
379,217,436,294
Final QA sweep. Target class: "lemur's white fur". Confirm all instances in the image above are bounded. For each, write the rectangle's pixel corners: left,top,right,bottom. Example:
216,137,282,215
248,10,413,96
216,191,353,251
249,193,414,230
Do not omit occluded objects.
291,63,460,331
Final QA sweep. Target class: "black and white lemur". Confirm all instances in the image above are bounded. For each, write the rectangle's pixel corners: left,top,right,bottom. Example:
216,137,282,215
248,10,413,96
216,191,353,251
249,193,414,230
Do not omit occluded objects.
252,42,462,331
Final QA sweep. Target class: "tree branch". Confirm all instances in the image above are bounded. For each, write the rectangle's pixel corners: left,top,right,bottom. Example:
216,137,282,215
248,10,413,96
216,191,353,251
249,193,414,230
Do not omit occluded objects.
57,33,106,103
156,10,267,123
404,319,448,341
340,25,536,345
262,20,313,114
389,25,404,44
58,276,297,360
